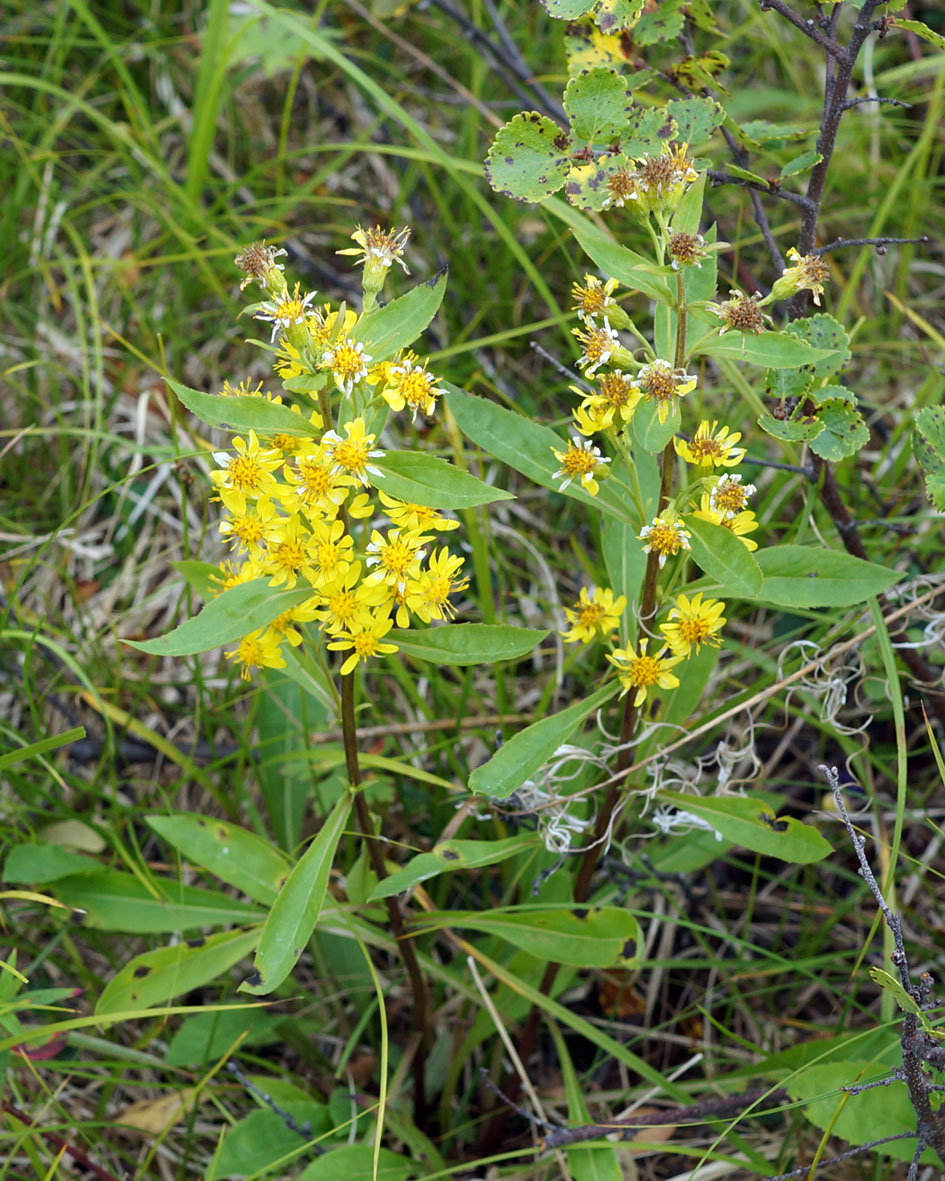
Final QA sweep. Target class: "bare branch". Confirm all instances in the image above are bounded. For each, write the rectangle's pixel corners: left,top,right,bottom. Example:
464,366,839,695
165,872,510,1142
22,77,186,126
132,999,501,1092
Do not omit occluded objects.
814,234,929,255
757,0,845,58
842,95,913,110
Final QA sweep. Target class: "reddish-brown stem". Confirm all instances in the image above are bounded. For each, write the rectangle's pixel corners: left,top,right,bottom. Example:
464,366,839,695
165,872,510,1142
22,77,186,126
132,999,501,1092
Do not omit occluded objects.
341,673,430,1128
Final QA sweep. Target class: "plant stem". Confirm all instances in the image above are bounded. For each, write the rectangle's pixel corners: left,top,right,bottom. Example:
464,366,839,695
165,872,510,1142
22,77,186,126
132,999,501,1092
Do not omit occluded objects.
340,672,430,1128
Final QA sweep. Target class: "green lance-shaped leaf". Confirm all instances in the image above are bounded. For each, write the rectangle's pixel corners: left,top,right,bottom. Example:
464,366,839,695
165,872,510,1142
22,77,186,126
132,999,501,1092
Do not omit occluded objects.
167,378,320,438
52,871,264,932
595,0,645,33
869,967,925,1020
240,790,353,996
780,150,822,178
484,112,572,203
739,119,809,146
96,928,261,1013
619,104,676,157
369,835,540,900
685,516,763,598
4,843,106,884
695,330,838,369
809,398,869,461
443,383,633,524
146,814,292,907
372,451,514,509
124,578,314,657
632,398,680,455
784,314,851,378
665,97,725,147
570,221,673,305
914,406,945,511
542,0,596,17
757,412,825,444
412,906,641,968
390,623,549,667
469,681,618,800
657,790,833,864
672,167,707,237
354,268,447,363
564,67,631,145
752,546,901,608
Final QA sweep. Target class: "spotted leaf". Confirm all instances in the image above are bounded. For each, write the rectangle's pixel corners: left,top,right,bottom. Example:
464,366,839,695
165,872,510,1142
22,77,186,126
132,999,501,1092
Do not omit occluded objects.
485,112,571,203
619,105,676,156
565,152,631,211
809,398,869,461
563,66,631,146
595,0,644,33
666,97,725,147
634,0,686,45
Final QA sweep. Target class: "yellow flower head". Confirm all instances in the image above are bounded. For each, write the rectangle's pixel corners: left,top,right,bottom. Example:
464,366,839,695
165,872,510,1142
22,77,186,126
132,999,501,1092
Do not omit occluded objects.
280,443,354,518
659,591,726,658
225,629,287,681
607,638,683,707
337,225,410,274
551,435,611,497
253,283,318,343
322,336,372,394
209,430,282,516
328,612,399,676
708,472,756,520
638,513,691,568
561,586,627,645
314,562,387,635
365,527,429,594
571,274,619,323
263,514,314,589
693,497,760,550
572,318,620,375
218,496,279,556
631,359,696,425
307,517,355,587
263,596,322,649
379,492,459,533
383,357,441,421
322,418,384,486
675,421,746,469
410,547,469,623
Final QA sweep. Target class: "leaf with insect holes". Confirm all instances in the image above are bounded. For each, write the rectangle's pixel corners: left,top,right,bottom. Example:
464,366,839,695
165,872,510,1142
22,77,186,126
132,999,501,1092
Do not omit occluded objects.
619,105,676,156
565,153,631,211
564,67,631,145
809,398,869,461
485,113,572,203
595,0,644,33
913,407,945,512
666,97,725,147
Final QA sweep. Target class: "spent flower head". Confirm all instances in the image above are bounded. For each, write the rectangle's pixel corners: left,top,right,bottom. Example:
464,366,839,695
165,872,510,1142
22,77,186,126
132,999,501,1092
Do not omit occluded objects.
659,592,726,658
707,289,771,338
561,586,627,645
338,225,410,295
638,512,691,568
234,242,287,292
675,421,746,468
607,638,683,707
551,435,611,496
668,230,706,270
769,247,830,306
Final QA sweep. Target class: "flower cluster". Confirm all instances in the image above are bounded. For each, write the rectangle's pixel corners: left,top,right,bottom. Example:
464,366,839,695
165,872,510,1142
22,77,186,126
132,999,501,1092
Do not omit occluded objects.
216,232,468,680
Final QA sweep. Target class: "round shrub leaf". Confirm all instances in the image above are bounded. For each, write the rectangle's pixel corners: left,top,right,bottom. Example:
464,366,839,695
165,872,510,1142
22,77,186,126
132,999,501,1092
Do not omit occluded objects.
485,112,571,203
